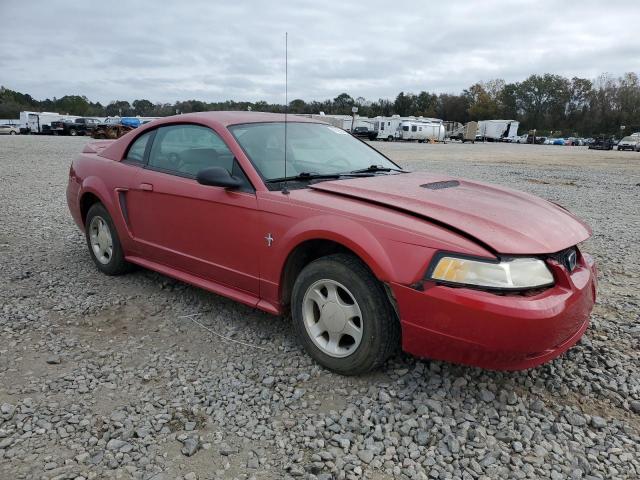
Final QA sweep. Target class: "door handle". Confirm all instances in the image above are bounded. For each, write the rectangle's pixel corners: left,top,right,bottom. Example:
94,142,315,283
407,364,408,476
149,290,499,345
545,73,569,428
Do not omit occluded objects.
139,183,153,192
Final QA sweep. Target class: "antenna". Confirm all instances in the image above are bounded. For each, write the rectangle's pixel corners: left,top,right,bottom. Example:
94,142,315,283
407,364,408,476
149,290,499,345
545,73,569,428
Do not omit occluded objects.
282,32,290,195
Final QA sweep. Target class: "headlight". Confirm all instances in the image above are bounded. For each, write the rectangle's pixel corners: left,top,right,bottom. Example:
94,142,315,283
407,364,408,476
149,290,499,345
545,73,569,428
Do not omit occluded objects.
429,255,554,290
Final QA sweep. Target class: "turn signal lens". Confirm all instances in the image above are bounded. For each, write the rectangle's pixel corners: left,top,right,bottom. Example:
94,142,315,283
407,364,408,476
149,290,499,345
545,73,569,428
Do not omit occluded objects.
430,256,554,290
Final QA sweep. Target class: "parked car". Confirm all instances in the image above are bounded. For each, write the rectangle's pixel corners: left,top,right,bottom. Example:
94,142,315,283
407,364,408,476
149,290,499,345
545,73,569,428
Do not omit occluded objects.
0,124,20,135
351,126,375,140
617,136,640,151
588,136,614,150
67,112,596,375
527,135,546,144
50,117,102,136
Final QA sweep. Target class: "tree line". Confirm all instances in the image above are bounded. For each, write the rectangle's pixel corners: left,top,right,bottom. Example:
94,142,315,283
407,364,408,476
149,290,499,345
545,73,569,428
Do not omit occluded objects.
1,72,639,136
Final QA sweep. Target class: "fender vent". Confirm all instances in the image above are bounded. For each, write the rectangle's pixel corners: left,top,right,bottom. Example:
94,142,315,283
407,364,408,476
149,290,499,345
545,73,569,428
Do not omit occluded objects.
421,180,460,190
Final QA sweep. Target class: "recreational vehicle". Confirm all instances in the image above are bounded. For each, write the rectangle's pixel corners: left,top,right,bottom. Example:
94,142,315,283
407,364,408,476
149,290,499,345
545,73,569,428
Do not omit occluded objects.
398,121,446,142
296,114,374,132
373,115,445,141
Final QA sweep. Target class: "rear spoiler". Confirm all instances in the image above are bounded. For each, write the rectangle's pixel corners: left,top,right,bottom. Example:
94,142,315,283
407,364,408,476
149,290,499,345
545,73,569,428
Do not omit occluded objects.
82,140,114,154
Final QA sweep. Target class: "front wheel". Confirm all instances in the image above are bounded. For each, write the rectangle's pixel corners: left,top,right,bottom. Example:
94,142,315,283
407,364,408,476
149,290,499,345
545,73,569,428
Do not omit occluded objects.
291,254,400,375
10,131,16,135
69,129,77,136
85,203,131,275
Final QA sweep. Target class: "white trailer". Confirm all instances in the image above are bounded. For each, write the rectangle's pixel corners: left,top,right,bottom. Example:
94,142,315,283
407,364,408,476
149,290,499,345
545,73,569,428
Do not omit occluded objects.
477,120,519,142
297,114,375,132
372,115,403,141
398,120,446,142
19,111,81,133
373,115,445,141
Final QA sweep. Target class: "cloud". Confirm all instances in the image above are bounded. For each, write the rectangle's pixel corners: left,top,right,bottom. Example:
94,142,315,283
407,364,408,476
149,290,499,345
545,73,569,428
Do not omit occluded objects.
1,0,639,104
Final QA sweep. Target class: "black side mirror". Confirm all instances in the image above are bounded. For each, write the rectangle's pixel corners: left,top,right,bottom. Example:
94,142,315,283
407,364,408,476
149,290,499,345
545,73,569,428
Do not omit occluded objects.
196,167,242,189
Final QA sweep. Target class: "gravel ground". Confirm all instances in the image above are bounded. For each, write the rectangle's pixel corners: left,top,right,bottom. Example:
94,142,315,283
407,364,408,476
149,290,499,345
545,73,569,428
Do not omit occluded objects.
1,135,639,480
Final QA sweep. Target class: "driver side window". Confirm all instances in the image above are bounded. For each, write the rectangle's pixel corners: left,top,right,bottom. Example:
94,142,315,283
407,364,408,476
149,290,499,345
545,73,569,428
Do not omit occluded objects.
148,124,234,177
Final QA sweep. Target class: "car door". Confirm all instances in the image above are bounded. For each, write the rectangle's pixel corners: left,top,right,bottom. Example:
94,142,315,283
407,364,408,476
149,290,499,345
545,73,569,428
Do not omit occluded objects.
124,123,261,295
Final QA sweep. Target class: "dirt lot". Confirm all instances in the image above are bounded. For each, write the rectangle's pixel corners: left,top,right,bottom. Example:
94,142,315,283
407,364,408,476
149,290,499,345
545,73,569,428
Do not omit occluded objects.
1,136,639,480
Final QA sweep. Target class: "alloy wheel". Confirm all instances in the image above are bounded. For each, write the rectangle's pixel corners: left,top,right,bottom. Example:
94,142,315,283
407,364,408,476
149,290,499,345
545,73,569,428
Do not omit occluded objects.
302,279,363,358
88,215,113,265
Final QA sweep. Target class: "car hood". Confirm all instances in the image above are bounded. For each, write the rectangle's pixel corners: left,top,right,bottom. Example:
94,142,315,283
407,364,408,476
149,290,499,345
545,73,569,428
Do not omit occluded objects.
310,172,591,254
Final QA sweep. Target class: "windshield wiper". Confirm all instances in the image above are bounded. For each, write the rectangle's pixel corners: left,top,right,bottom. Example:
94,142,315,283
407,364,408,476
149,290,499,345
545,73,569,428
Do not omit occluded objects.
265,172,345,183
349,164,407,174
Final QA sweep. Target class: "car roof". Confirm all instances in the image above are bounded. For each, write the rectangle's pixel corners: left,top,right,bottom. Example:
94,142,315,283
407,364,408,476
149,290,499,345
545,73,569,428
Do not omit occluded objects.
164,111,325,127
98,111,328,162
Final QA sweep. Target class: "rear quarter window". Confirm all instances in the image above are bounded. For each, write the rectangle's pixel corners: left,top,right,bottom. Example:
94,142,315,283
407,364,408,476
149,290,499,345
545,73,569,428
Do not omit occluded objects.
125,131,153,164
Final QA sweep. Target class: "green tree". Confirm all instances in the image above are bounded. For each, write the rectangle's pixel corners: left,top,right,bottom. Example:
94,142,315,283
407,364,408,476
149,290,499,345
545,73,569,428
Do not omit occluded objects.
288,99,307,113
53,95,92,115
516,74,570,130
105,100,132,116
498,83,519,119
394,92,416,116
132,99,154,116
465,83,498,120
415,91,437,117
436,94,469,123
332,93,354,114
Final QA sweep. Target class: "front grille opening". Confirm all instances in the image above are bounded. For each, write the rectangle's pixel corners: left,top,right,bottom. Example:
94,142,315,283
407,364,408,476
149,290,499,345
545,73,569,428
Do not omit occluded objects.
547,247,578,272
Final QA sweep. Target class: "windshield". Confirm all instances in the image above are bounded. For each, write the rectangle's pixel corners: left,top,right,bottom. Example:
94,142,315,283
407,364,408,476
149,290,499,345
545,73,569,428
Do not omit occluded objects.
622,136,636,142
229,122,399,180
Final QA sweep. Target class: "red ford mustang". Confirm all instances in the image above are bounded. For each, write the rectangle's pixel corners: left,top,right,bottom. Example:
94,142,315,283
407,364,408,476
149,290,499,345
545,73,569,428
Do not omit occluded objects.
67,111,597,375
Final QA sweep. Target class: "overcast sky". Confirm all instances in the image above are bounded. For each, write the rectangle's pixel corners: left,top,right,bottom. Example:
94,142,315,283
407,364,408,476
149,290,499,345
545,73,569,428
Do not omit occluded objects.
1,1,639,105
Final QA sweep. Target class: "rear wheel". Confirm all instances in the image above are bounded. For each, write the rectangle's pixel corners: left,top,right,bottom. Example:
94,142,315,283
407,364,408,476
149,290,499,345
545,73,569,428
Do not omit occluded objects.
85,203,131,275
291,254,400,375
69,129,77,136
10,131,16,135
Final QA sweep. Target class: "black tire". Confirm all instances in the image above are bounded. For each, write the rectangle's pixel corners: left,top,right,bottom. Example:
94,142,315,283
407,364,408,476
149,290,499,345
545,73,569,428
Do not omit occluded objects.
291,253,400,375
85,203,131,275
387,136,394,142
69,129,77,136
10,131,16,135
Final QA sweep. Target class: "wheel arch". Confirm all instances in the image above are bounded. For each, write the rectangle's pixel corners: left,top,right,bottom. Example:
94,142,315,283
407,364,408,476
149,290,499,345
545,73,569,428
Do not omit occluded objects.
79,191,102,225
78,176,118,226
277,227,396,311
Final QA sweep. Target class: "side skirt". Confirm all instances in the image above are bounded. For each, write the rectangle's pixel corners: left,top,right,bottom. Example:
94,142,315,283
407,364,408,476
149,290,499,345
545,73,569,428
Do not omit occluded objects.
125,255,280,315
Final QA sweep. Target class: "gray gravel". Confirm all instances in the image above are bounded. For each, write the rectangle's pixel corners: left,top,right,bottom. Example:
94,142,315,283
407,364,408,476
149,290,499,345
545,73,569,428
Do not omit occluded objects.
1,135,639,479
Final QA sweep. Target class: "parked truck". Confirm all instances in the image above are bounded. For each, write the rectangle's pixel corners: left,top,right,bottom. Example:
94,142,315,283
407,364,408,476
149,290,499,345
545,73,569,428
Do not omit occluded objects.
50,117,102,136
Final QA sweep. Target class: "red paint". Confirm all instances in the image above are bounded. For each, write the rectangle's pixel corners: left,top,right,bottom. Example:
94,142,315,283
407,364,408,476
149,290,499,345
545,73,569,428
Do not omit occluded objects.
67,111,596,370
